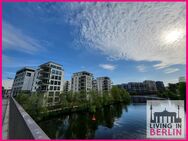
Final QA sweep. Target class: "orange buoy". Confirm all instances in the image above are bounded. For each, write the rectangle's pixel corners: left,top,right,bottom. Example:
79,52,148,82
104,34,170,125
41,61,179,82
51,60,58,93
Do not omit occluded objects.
92,115,96,121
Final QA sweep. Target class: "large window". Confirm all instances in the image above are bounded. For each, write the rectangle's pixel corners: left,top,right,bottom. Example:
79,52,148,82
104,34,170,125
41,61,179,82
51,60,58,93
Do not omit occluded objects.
52,70,55,74
51,75,55,79
54,81,57,85
48,92,54,96
54,86,57,90
50,86,53,90
26,73,31,77
55,76,58,80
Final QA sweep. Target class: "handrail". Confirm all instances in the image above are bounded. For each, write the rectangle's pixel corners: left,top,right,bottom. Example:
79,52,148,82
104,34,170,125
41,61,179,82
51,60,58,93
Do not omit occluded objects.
9,97,50,139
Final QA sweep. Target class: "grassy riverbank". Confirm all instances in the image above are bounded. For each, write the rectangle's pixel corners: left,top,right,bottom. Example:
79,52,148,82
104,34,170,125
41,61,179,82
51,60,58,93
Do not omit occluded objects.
15,86,131,121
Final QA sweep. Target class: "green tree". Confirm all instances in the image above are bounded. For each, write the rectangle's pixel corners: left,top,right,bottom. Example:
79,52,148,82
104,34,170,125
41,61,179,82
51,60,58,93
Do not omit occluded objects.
179,82,186,100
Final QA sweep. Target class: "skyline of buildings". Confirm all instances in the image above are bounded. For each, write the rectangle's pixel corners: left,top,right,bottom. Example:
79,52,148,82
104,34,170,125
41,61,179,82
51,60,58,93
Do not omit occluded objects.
116,80,164,95
6,60,185,91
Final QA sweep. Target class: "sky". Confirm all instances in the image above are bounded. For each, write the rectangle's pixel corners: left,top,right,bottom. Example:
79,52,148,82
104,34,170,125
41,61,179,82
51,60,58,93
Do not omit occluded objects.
2,2,186,88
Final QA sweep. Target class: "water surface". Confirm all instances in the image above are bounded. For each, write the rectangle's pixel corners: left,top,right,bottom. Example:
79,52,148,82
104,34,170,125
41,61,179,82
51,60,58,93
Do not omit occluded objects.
38,103,147,139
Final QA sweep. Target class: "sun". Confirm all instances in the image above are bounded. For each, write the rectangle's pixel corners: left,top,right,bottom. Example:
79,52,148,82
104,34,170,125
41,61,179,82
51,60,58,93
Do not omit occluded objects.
163,29,184,44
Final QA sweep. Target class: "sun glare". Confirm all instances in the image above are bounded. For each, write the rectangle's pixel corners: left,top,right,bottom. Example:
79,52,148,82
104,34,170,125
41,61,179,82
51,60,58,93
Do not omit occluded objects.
163,29,184,44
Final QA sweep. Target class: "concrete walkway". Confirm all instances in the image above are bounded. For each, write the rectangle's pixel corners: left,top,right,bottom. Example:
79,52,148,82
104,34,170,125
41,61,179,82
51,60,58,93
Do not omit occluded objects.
2,98,9,139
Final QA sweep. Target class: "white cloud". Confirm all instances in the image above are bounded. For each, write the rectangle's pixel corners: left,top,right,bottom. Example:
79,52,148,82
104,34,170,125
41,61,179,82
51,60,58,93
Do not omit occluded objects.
7,3,185,69
99,64,116,71
136,65,147,72
64,2,185,69
164,68,179,74
3,22,46,54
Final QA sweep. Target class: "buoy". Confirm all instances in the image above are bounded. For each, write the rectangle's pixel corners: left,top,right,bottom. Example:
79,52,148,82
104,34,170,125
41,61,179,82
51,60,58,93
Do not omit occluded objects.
92,115,96,121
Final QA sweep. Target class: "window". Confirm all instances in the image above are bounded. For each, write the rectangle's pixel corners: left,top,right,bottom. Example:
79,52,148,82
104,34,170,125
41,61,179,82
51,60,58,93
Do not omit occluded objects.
51,75,55,79
58,76,61,80
54,97,59,102
26,73,31,77
50,86,53,90
52,70,55,74
55,92,60,96
58,82,61,85
55,76,58,80
51,81,54,85
54,86,57,90
54,81,57,85
56,71,59,75
57,87,60,90
48,92,54,96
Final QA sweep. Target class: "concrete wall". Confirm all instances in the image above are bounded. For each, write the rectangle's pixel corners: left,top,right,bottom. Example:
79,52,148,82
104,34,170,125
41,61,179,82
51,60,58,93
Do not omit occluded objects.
9,97,50,139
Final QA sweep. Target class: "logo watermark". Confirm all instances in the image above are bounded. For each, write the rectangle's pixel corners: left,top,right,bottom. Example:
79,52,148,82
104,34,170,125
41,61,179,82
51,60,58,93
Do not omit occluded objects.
147,100,185,139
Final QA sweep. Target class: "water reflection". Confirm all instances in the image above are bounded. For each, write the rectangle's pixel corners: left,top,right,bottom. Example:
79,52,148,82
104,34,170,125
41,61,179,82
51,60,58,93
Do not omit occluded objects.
38,103,146,139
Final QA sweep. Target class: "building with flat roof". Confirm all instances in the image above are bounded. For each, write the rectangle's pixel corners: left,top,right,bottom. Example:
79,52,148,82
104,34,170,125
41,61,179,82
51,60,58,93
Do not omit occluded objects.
96,77,112,94
117,80,160,95
32,61,64,106
71,71,93,93
12,67,35,96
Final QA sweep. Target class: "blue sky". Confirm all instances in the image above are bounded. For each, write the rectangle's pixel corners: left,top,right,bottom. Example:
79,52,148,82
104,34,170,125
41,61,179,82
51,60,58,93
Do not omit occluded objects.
2,2,186,87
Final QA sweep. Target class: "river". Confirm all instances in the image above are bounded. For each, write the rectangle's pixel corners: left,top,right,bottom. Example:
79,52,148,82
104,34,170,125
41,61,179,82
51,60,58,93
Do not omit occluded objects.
38,103,147,139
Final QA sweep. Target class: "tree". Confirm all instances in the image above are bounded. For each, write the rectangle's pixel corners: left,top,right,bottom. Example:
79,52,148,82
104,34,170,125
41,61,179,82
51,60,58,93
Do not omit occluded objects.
179,82,186,100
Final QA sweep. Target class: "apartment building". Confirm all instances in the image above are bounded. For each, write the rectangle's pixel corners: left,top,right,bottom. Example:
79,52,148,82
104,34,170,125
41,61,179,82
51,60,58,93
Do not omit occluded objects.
63,80,71,93
96,77,112,94
31,68,40,92
117,80,160,95
71,71,93,93
34,62,64,106
92,79,98,92
12,67,35,96
155,81,165,92
143,80,157,93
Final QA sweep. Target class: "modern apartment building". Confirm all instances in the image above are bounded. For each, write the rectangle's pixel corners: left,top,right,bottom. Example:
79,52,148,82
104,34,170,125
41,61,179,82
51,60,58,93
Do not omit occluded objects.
143,80,157,93
96,77,112,94
32,61,64,106
155,81,165,92
117,80,159,95
12,67,35,96
92,79,98,92
63,80,71,93
31,68,40,92
71,71,93,93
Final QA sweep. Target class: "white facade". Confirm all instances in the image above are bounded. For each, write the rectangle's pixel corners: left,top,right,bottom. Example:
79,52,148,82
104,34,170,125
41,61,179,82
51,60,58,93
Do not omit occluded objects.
12,67,35,96
71,71,93,93
31,68,40,92
32,61,64,106
96,77,112,94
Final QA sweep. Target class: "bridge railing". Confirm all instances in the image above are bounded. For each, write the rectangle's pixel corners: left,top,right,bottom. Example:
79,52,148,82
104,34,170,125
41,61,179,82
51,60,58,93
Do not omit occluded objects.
9,97,50,139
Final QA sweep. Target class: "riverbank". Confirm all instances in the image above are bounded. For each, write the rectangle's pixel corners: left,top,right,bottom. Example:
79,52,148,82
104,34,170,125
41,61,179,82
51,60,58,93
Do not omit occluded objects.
15,86,131,122
38,100,131,122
